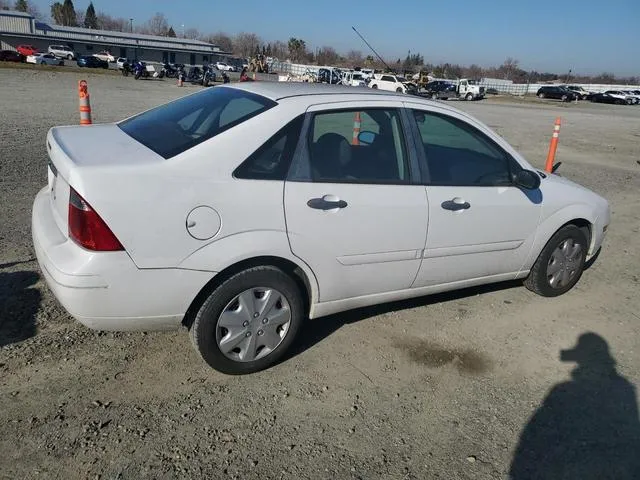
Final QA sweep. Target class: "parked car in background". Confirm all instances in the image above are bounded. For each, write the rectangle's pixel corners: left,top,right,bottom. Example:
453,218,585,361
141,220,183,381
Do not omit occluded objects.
368,74,417,94
93,51,115,63
0,50,25,62
116,57,128,70
620,90,640,104
26,53,64,66
16,44,38,56
536,86,578,102
589,91,634,105
423,80,457,99
341,71,367,87
77,55,109,69
48,45,76,60
32,83,609,374
565,85,591,100
215,62,236,72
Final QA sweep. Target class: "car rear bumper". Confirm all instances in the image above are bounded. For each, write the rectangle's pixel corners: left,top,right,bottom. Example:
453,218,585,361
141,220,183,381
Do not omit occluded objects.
32,187,213,331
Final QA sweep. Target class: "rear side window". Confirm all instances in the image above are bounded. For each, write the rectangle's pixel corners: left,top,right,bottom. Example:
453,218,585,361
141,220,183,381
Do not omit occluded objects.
119,88,276,159
234,116,304,180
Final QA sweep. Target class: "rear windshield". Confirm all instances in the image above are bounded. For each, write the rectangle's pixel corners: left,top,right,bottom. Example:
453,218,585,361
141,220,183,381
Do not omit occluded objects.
119,87,276,159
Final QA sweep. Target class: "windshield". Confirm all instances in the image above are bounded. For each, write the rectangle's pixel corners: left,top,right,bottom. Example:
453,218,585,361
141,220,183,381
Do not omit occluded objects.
467,80,478,85
396,77,407,82
119,87,276,159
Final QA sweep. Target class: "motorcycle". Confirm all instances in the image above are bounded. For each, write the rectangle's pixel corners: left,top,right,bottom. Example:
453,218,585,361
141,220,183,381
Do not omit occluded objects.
133,61,150,80
158,62,179,79
202,65,217,87
121,61,132,77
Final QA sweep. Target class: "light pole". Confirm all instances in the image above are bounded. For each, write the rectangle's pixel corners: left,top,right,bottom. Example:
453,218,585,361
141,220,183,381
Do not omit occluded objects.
182,24,185,38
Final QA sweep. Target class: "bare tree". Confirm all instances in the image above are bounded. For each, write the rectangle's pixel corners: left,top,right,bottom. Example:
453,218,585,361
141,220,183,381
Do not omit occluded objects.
234,32,261,57
271,40,287,60
96,11,128,31
184,27,201,40
316,46,339,66
145,12,169,36
207,32,233,53
463,64,483,79
500,57,520,80
345,50,364,66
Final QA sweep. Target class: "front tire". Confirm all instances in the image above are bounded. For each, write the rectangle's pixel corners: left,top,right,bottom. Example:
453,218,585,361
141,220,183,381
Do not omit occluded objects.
538,92,545,99
371,84,378,89
524,225,588,297
189,266,304,374
465,92,473,101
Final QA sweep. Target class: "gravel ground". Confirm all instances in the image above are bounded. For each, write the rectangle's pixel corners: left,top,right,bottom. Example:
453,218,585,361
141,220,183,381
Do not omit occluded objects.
1,68,639,479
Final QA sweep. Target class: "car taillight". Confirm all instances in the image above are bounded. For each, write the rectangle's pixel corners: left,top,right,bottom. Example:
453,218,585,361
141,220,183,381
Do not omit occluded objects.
68,188,124,251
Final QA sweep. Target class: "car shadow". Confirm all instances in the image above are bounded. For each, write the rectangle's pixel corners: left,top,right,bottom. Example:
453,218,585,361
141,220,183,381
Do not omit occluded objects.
509,333,640,479
0,270,41,347
285,279,523,361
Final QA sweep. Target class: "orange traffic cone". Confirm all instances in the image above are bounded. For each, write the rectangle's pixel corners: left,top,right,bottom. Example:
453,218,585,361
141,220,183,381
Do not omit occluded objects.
78,80,92,125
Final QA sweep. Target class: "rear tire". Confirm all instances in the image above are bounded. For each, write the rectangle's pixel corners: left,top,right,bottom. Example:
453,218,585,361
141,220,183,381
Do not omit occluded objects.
67,54,72,60
524,225,588,297
189,266,304,374
396,87,403,93
371,84,378,89
561,94,568,102
538,92,545,98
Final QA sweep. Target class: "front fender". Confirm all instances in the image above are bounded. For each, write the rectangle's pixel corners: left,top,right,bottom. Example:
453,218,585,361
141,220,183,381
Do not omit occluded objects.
521,203,598,272
178,230,319,306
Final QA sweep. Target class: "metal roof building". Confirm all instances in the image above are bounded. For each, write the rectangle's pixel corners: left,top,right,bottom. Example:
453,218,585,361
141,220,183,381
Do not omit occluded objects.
0,10,230,65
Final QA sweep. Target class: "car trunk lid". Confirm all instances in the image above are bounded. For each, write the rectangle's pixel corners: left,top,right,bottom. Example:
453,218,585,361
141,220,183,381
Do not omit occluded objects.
46,124,164,238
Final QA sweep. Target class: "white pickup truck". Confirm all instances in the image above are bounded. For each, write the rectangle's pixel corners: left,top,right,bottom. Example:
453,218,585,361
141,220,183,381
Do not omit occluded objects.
368,74,417,94
456,79,485,100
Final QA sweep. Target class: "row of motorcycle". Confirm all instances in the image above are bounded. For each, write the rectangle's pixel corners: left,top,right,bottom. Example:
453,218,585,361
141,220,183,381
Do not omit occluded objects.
121,61,230,86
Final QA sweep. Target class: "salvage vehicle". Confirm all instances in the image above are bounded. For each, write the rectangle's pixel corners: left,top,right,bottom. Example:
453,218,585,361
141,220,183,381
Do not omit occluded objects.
48,45,76,60
16,44,38,56
0,50,25,62
423,80,457,99
368,74,417,93
77,55,108,69
620,90,640,104
32,83,610,374
26,53,64,66
341,71,368,87
565,85,591,100
536,86,578,102
590,91,635,105
215,62,236,72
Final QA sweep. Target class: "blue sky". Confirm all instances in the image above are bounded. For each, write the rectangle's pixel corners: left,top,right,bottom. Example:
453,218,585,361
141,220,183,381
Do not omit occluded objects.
29,0,640,76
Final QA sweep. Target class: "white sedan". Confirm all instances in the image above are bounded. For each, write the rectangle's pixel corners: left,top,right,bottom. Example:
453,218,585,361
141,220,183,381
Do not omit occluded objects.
93,51,115,62
215,61,236,71
32,83,610,374
26,53,63,65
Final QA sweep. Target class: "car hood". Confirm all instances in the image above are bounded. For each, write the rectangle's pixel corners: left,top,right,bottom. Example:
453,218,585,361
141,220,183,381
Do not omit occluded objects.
541,172,608,208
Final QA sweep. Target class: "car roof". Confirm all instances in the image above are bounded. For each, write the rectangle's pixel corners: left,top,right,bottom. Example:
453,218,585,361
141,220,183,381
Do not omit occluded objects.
223,82,464,114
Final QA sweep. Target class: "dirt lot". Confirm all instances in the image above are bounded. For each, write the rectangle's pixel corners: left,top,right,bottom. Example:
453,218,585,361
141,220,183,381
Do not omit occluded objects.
1,68,639,479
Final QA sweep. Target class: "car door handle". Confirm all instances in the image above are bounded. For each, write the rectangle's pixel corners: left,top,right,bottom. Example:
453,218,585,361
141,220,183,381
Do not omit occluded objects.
441,199,471,211
307,196,348,210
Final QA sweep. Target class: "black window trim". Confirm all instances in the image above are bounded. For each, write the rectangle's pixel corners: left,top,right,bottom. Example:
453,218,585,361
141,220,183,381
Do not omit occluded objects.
232,114,305,181
407,107,522,187
287,106,421,186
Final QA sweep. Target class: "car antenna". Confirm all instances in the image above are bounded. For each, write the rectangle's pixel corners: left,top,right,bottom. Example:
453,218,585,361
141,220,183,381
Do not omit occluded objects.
352,26,395,74
552,162,562,173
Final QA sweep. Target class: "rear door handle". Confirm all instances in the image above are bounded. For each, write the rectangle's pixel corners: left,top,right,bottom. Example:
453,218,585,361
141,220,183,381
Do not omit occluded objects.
441,199,470,211
307,196,348,210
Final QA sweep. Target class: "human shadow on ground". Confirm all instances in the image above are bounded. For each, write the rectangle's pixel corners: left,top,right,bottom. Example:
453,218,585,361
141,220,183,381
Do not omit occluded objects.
286,279,522,361
0,270,41,347
510,332,640,480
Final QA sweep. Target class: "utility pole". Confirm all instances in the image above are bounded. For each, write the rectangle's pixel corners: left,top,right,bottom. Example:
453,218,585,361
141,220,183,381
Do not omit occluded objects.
129,18,133,33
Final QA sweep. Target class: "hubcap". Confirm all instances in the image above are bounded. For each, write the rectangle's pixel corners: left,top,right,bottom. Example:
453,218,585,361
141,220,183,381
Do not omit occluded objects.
216,287,291,362
546,239,583,289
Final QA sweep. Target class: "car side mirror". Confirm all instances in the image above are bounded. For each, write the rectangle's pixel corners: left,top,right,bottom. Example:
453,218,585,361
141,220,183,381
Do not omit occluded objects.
514,169,541,190
357,131,377,145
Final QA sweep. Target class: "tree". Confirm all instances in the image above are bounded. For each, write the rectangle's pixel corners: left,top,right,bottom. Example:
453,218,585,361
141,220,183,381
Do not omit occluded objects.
0,0,11,10
463,64,483,80
206,32,233,53
166,26,176,38
96,11,128,31
14,0,27,12
345,50,363,66
271,40,287,60
234,32,260,57
51,0,77,26
499,57,520,80
184,27,200,40
142,12,169,36
287,37,307,63
84,1,98,29
316,46,339,66
265,43,272,56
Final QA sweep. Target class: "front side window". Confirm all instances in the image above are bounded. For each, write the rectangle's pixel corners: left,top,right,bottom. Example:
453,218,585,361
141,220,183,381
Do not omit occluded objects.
119,88,276,159
412,110,512,186
381,75,395,82
296,108,409,184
